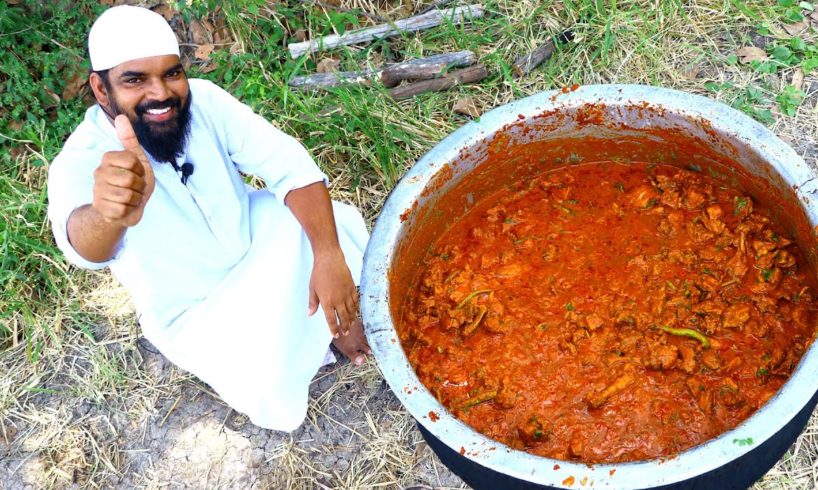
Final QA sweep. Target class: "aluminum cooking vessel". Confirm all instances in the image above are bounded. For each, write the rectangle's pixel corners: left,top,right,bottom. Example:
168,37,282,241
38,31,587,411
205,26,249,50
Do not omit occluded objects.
361,85,818,489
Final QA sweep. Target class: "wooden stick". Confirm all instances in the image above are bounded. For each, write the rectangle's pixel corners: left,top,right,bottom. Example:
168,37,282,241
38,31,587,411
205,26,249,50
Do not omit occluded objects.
287,4,485,59
512,40,557,77
289,69,380,90
289,50,477,90
512,29,575,77
381,50,477,87
388,64,488,100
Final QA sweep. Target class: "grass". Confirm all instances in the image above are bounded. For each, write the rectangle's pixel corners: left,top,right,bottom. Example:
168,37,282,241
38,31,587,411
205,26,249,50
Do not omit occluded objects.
1,0,817,488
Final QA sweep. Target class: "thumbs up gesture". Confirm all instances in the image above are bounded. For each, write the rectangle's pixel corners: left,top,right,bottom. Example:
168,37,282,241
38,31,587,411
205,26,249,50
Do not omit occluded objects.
92,115,156,227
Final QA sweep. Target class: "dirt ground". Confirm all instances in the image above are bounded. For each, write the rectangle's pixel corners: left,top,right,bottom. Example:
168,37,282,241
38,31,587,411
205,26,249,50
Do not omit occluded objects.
0,333,467,489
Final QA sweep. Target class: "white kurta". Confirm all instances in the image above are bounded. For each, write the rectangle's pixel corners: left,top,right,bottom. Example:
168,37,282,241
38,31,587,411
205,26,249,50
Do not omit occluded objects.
47,79,369,431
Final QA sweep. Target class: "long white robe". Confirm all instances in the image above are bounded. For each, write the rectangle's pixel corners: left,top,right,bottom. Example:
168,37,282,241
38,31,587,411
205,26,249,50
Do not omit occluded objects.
47,79,368,430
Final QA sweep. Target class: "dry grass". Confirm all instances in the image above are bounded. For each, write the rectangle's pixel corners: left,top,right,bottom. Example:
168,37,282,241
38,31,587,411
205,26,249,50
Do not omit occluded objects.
2,0,818,488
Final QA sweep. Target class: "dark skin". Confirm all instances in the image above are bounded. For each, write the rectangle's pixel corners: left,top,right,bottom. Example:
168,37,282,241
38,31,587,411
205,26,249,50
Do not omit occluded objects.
71,54,369,363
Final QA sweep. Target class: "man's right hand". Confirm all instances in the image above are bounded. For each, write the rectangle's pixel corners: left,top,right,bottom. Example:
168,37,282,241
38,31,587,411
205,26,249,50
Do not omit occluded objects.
92,115,155,227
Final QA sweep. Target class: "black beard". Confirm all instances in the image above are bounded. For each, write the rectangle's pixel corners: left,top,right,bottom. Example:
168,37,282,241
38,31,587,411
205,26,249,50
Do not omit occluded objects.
109,93,192,164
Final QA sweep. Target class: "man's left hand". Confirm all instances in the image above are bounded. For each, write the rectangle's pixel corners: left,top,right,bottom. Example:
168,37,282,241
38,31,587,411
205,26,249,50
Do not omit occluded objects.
308,249,359,338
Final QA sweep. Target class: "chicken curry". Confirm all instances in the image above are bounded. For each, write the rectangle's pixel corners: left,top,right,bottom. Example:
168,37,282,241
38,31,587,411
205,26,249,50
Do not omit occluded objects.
398,161,817,463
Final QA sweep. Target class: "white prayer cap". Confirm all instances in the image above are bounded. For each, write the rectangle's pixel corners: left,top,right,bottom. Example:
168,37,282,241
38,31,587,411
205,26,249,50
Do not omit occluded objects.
88,5,180,71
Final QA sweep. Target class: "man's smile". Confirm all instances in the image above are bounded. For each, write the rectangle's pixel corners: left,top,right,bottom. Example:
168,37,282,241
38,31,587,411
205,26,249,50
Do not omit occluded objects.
142,105,175,123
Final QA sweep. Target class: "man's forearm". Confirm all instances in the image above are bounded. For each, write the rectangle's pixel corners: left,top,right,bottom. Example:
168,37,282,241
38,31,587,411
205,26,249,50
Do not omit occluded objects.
67,204,128,263
284,182,341,257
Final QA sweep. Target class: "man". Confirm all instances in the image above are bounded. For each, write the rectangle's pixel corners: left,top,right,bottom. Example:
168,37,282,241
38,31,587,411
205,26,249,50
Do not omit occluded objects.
48,5,370,431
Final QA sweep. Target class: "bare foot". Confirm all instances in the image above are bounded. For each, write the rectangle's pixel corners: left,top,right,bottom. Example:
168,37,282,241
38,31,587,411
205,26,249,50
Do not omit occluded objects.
332,319,371,365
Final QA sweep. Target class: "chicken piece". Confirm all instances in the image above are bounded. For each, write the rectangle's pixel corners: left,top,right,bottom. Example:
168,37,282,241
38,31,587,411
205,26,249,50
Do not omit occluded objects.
629,184,660,208
696,274,721,292
617,333,643,354
667,210,685,230
703,205,725,234
496,379,518,409
706,204,723,220
771,348,802,376
754,252,775,270
703,216,726,234
483,316,511,334
733,195,754,219
752,294,777,313
541,243,558,262
686,377,713,414
752,240,778,257
723,304,752,329
658,218,677,236
726,251,749,278
752,267,782,292
718,356,744,374
587,371,635,408
567,432,586,459
572,328,589,344
496,263,525,278
659,188,681,209
701,350,722,370
481,254,499,269
746,320,769,338
446,308,470,330
792,304,810,329
559,340,577,355
647,344,679,370
693,299,727,316
614,312,638,329
702,315,722,335
718,379,743,408
486,205,506,222
698,247,727,263
667,249,697,266
586,313,605,331
517,415,548,445
683,187,707,209
461,305,487,336
775,250,796,268
678,345,697,373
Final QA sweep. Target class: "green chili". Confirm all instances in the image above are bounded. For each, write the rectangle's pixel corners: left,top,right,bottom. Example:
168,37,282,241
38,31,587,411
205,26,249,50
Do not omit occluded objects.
456,289,493,309
458,390,498,409
658,325,711,348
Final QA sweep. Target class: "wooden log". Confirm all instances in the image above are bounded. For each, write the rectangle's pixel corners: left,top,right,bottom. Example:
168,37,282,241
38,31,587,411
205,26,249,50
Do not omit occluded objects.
289,50,477,90
289,69,380,90
287,4,485,59
512,29,575,77
381,50,477,87
512,40,556,77
388,64,488,100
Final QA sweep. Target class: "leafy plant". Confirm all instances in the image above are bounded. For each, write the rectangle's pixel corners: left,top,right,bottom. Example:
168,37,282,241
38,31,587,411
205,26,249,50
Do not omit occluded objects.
776,85,806,115
705,82,776,124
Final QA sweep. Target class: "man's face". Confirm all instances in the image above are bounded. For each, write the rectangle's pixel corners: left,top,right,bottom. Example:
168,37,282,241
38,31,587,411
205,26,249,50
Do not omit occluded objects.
93,54,192,164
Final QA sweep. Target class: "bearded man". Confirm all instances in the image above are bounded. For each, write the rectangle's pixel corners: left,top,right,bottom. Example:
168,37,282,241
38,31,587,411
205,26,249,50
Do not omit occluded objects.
47,5,370,431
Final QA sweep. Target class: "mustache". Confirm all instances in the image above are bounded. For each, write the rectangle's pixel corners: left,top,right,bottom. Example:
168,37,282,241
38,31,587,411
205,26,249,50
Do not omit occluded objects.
135,98,181,117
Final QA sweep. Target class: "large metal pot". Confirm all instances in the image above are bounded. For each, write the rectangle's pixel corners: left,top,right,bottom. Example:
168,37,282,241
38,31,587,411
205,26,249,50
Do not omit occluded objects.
361,85,818,489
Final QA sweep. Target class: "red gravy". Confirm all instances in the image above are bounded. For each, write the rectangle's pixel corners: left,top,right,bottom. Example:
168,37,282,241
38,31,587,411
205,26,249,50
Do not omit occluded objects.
397,161,817,463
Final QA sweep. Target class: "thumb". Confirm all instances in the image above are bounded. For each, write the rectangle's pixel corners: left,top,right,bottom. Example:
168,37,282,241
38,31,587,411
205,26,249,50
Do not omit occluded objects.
114,114,145,157
307,288,319,316
114,114,154,202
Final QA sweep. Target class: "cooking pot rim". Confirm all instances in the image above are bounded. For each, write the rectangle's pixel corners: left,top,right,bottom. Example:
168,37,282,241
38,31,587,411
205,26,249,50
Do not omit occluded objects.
361,84,818,488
